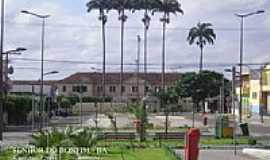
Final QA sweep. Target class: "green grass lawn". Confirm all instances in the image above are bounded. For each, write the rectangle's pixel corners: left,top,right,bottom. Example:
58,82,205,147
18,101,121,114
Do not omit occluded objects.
0,137,250,160
0,151,13,160
101,148,178,160
98,137,250,148
0,148,179,160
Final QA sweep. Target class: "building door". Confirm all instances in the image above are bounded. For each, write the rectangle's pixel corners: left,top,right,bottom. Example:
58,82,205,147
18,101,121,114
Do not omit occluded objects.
267,94,270,114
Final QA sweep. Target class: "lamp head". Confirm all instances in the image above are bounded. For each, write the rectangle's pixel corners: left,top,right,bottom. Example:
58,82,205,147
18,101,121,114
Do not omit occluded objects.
224,69,232,72
21,10,30,14
16,47,27,52
256,10,265,14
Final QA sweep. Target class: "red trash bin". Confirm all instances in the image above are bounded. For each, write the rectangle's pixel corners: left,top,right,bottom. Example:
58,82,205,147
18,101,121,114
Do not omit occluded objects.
185,128,200,160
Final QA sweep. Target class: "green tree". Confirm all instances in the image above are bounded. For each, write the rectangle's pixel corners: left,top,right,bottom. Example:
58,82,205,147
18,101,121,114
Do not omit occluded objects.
87,0,113,116
175,71,230,111
175,71,229,127
128,103,148,141
58,97,72,113
4,96,32,125
187,22,216,72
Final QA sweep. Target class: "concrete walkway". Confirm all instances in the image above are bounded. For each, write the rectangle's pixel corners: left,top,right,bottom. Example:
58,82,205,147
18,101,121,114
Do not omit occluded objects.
175,150,259,160
243,149,270,160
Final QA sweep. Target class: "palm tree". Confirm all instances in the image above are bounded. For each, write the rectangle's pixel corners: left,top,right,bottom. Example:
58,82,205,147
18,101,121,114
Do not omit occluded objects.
131,0,160,142
152,0,183,138
187,22,216,72
133,0,160,92
87,0,112,129
111,0,133,98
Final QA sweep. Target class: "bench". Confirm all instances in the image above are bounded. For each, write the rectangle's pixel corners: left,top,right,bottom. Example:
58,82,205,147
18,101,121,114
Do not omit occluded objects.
154,132,185,140
104,132,136,140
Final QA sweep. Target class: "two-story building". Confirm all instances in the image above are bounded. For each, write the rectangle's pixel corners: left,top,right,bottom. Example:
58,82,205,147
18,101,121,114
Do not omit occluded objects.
57,72,181,102
237,65,270,115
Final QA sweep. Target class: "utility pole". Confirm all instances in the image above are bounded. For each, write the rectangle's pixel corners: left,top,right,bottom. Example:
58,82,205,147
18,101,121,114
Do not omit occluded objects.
21,10,50,131
136,35,141,101
235,10,265,123
260,66,265,123
0,0,5,141
232,66,237,156
80,83,83,127
32,85,35,132
219,75,225,114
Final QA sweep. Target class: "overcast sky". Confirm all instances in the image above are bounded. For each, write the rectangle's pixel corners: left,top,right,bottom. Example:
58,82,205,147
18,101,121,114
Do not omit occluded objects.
3,0,270,80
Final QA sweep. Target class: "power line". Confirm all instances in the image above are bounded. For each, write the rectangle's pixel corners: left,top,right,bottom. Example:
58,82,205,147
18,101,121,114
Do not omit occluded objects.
5,21,270,31
11,57,237,66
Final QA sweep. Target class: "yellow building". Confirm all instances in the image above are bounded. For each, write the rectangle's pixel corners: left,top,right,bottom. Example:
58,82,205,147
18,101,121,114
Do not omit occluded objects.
237,65,270,115
261,65,270,114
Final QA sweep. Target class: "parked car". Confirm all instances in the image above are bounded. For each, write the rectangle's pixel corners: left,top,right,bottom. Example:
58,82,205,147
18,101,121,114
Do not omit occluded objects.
55,108,69,117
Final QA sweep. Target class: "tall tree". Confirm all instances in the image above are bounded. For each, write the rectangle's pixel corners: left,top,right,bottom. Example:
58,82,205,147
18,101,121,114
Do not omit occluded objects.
187,22,216,72
111,0,133,98
152,0,183,138
174,71,230,126
87,0,113,129
132,0,160,90
131,0,160,142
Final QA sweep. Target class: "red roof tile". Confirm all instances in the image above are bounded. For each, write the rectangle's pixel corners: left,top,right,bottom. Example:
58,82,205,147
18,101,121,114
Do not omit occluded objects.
58,72,181,86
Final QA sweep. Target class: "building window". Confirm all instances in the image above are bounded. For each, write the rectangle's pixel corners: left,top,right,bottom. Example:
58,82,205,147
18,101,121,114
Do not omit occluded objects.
145,86,149,92
62,86,66,92
72,85,87,93
72,86,77,92
109,86,116,93
155,87,160,93
81,86,87,92
267,73,270,85
97,86,103,92
132,86,138,93
121,86,126,92
252,92,257,99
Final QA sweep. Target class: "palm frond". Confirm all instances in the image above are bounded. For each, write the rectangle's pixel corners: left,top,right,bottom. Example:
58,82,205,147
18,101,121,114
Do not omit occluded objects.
86,0,113,12
187,22,216,47
152,0,183,15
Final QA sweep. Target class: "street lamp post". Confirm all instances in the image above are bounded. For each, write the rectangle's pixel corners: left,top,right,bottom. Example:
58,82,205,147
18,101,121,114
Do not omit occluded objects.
91,67,101,129
3,47,27,88
21,10,50,130
225,67,238,155
2,48,27,132
235,10,265,123
0,0,5,141
42,71,58,130
42,70,58,147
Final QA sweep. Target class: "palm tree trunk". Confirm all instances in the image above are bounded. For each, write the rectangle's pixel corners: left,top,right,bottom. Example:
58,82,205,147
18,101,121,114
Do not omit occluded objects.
143,11,148,96
120,10,125,98
161,13,168,138
100,10,107,130
199,45,203,72
140,8,149,142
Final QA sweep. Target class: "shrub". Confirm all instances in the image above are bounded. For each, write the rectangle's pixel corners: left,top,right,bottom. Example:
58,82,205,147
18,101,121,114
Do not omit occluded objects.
31,127,98,148
4,95,33,125
248,138,257,145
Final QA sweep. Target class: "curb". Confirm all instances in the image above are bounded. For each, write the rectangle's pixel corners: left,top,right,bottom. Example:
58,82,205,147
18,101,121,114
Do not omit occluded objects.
243,148,270,160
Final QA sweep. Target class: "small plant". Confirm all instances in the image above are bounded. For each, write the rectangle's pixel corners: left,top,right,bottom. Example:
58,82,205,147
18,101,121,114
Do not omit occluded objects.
31,127,98,148
106,113,117,133
248,138,257,145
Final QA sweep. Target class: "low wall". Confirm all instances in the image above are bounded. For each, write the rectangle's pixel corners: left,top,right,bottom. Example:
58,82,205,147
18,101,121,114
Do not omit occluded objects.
72,102,161,114
72,102,129,114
